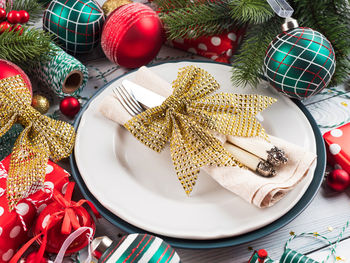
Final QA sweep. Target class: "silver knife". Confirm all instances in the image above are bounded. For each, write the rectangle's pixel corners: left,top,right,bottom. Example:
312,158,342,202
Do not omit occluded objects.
122,79,165,109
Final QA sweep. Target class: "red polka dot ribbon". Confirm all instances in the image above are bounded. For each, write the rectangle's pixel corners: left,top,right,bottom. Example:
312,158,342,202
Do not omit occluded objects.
169,29,246,63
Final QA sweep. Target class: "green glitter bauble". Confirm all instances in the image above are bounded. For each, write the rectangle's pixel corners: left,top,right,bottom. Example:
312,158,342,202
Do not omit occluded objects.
264,27,336,99
43,0,105,54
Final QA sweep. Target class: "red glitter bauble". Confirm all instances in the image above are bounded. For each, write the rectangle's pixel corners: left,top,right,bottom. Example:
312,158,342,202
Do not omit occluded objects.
101,3,164,68
60,96,81,118
326,169,350,192
0,59,32,95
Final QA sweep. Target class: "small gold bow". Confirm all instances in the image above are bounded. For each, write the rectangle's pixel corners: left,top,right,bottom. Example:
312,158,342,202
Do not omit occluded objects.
125,66,276,195
0,75,75,209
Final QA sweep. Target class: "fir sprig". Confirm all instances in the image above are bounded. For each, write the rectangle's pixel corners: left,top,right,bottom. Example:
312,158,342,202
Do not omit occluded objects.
155,0,274,39
157,2,235,39
231,17,282,87
0,28,54,69
228,0,274,25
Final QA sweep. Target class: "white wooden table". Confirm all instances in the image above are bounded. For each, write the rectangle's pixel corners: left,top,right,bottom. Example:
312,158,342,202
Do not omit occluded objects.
56,43,350,263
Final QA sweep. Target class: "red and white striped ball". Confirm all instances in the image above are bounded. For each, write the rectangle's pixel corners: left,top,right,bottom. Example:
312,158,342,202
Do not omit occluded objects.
101,3,164,68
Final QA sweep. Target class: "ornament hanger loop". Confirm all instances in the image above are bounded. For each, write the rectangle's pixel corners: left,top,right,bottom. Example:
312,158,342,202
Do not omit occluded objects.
266,0,294,18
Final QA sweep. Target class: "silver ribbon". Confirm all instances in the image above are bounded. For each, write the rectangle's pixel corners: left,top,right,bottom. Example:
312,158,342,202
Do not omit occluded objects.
266,0,294,18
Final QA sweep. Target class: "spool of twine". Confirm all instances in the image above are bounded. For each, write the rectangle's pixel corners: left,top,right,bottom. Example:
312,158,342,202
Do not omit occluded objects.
32,42,88,97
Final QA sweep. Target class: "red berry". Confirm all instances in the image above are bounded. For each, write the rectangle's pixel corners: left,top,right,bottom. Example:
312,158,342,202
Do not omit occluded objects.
7,10,21,24
0,21,10,34
0,8,6,21
19,10,30,24
11,24,23,35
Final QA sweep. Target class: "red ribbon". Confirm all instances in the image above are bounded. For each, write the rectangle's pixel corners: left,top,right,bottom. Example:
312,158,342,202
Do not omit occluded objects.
10,182,100,263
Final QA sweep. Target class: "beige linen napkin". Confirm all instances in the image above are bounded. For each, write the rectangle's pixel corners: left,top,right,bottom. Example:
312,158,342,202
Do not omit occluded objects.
100,66,316,208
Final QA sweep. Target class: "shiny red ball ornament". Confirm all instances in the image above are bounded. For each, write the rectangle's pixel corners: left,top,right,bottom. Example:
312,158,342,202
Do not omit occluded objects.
7,10,21,24
33,202,95,254
19,10,30,24
0,8,6,21
0,21,10,33
326,169,350,192
101,3,164,68
60,96,81,118
0,59,32,95
23,252,48,263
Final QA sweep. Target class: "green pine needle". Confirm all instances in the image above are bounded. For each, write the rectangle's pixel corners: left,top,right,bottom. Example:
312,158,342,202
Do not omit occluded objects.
228,0,274,25
231,17,282,87
155,1,235,39
0,28,54,69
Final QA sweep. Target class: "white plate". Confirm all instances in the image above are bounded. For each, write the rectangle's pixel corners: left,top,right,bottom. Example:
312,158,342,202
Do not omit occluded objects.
75,61,316,239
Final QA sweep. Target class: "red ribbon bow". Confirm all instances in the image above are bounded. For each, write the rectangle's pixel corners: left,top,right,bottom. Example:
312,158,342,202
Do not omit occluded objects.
10,182,100,263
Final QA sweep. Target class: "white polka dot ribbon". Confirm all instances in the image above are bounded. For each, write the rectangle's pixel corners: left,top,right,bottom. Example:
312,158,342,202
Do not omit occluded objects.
266,0,294,18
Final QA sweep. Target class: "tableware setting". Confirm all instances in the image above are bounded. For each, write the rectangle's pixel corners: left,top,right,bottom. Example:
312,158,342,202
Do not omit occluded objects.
71,61,326,248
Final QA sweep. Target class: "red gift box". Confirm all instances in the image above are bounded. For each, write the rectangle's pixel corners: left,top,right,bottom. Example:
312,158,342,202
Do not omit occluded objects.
168,29,245,63
0,156,69,262
323,122,350,173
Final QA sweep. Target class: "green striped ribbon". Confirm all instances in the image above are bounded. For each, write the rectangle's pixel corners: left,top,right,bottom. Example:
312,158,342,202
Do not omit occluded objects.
100,234,181,263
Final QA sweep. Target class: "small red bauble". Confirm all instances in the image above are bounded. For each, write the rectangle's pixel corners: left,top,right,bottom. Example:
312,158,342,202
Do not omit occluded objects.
60,96,81,117
7,10,21,24
0,59,32,95
101,3,164,68
19,10,30,23
326,169,350,192
33,202,95,254
0,8,6,21
0,21,10,33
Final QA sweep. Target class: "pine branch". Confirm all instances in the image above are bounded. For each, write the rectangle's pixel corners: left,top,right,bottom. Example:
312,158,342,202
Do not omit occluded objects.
228,0,274,25
0,28,54,69
156,1,235,39
231,17,282,87
155,0,275,39
153,0,192,11
7,0,44,24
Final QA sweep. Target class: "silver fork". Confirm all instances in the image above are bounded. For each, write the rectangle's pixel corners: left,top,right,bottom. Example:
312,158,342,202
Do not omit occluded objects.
112,84,144,116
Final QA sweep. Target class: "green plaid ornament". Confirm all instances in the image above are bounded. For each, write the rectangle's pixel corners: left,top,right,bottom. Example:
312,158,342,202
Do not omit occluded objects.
264,27,335,99
43,0,105,54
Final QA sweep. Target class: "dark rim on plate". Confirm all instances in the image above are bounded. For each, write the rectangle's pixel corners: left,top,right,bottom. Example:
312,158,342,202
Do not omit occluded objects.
70,60,326,249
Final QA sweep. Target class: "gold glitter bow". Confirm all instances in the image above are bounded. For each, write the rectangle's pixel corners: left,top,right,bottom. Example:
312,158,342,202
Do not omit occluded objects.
0,75,75,210
125,66,276,195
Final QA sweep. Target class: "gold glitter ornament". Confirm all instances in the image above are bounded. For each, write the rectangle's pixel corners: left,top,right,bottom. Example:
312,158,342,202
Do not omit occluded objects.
125,66,276,195
0,75,76,209
102,0,132,16
32,94,50,114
